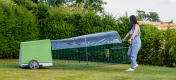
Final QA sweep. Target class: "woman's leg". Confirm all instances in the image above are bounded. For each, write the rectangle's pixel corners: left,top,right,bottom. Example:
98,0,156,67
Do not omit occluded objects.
130,44,140,69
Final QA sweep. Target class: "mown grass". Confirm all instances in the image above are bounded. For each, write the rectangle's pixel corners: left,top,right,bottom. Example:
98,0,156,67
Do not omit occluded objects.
0,59,176,80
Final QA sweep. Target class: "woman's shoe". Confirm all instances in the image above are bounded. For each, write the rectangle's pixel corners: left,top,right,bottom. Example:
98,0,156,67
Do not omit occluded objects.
125,68,134,71
134,64,138,68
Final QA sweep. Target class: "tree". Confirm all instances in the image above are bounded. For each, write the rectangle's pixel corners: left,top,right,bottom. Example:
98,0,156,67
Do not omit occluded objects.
136,10,160,22
76,0,106,12
31,0,38,3
32,0,106,13
147,12,160,22
136,10,147,21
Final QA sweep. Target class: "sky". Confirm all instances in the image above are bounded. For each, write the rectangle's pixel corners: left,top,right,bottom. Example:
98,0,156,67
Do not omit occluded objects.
103,0,176,23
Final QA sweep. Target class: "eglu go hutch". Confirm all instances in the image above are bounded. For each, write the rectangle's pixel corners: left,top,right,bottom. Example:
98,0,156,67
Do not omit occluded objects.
19,31,129,69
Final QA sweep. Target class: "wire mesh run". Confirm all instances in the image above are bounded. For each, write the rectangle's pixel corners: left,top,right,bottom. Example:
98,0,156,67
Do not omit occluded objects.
51,31,129,65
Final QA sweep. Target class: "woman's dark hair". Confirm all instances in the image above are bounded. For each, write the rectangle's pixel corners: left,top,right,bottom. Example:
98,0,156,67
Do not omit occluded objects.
129,15,140,30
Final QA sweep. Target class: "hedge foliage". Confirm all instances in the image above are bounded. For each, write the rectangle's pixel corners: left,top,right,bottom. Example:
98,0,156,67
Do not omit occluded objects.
0,0,175,67
138,24,176,67
0,0,38,58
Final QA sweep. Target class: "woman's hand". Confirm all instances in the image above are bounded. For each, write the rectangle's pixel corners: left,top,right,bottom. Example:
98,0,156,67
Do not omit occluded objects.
123,38,126,41
128,39,132,44
123,32,130,41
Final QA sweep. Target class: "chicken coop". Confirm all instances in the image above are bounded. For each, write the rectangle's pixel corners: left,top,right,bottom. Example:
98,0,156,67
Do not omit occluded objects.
19,31,129,69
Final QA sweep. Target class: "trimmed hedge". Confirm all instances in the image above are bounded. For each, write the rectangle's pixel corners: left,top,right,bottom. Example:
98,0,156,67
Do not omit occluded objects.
0,0,39,58
138,24,176,67
139,24,164,65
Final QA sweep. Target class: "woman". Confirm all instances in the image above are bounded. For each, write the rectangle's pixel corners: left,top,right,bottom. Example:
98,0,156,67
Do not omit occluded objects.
123,15,141,71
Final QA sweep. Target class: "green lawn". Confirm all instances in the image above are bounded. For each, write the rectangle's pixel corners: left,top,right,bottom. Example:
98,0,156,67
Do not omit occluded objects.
0,59,176,80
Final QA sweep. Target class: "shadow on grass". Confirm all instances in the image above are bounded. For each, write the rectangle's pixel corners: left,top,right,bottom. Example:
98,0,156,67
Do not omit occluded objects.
47,62,126,72
0,59,126,72
0,64,19,69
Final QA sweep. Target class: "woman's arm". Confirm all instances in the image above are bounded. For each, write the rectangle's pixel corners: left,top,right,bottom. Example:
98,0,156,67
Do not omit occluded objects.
129,24,140,44
123,32,130,40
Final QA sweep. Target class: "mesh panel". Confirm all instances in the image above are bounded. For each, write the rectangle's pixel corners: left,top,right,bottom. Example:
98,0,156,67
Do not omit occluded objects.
51,31,129,65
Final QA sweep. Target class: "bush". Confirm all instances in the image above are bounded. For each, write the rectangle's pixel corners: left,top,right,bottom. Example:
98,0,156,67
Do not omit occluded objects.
137,24,176,67
116,16,130,38
13,0,38,14
41,6,119,39
138,24,164,65
39,7,76,39
0,1,38,58
162,28,176,67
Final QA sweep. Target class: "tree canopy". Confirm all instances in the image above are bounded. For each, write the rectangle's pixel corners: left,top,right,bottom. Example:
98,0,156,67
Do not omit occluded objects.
31,0,106,12
136,10,160,22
